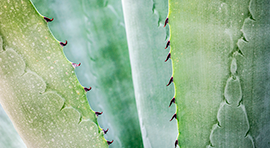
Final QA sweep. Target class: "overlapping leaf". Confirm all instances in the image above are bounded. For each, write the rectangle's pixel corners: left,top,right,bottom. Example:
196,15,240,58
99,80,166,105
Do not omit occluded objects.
122,0,178,147
0,0,107,147
169,0,270,147
30,0,143,147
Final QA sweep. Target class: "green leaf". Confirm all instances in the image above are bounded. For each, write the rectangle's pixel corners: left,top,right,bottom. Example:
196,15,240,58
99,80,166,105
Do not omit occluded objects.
3,0,269,147
0,104,26,148
30,0,143,147
0,0,107,147
122,0,178,147
235,1,270,147
169,0,270,147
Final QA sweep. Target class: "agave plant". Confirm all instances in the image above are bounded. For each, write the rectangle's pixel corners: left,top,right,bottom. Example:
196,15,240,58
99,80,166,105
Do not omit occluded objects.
0,0,269,147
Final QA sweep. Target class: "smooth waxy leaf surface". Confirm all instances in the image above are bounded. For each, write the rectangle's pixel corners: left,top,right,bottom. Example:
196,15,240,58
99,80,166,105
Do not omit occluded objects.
0,104,26,148
169,0,270,147
122,0,178,147
0,0,107,147
31,0,143,147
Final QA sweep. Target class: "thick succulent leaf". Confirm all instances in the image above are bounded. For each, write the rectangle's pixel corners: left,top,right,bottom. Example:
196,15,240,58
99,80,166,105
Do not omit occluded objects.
236,1,270,147
0,104,26,148
169,0,270,147
0,0,107,147
122,0,178,147
31,0,143,147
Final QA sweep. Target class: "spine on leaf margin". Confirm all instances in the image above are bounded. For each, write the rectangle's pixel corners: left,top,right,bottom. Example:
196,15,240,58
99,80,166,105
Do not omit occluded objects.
164,0,269,147
0,0,112,147
164,13,178,148
42,16,113,146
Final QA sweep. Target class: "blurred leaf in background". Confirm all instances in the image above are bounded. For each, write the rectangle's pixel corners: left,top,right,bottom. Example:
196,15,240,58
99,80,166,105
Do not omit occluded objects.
0,104,26,148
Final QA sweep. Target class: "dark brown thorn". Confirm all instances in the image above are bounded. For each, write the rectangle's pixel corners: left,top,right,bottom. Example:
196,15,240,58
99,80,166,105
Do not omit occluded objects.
169,97,175,107
165,53,171,62
175,139,178,148
103,128,109,134
107,140,114,145
167,77,173,86
72,63,81,68
165,40,170,49
170,113,177,121
60,40,68,47
164,18,169,27
95,111,103,116
44,16,54,22
84,87,92,92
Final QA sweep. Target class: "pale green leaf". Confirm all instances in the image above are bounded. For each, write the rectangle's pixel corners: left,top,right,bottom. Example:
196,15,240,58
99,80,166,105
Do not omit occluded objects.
169,0,270,147
122,0,178,147
0,0,107,147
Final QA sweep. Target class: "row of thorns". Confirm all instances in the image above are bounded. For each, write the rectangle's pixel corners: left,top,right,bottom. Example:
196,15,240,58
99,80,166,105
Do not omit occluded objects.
44,16,113,145
44,16,177,147
164,18,179,148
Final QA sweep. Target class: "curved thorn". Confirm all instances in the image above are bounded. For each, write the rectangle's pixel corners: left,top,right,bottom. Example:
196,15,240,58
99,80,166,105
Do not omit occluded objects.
167,77,173,86
95,111,103,116
175,139,178,148
84,86,92,92
165,40,170,49
60,40,68,47
107,140,114,145
170,113,177,121
165,53,171,62
164,18,169,27
169,97,175,107
72,63,81,68
103,128,109,134
44,16,54,22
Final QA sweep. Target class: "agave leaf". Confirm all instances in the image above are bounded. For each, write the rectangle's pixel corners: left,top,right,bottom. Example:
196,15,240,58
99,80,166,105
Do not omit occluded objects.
30,0,143,147
0,0,107,147
122,0,178,147
169,0,270,147
235,1,270,147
